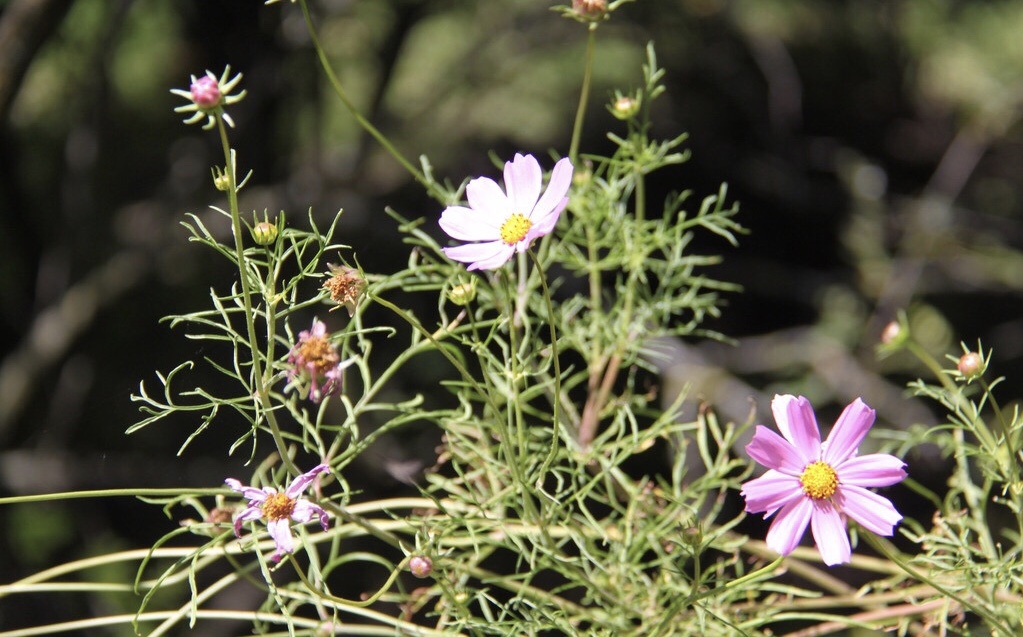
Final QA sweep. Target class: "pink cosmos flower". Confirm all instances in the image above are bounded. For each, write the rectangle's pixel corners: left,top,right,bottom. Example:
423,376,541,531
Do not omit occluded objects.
439,153,573,271
286,318,354,403
740,395,907,566
226,464,330,561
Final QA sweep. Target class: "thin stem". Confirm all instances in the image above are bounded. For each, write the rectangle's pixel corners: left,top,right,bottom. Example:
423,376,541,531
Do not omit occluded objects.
862,532,1015,637
569,24,597,165
529,250,563,489
298,0,445,203
215,116,299,476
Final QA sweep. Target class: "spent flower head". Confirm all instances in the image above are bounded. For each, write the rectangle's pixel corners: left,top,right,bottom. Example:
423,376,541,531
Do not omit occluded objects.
439,153,573,271
323,264,365,316
740,395,907,566
287,318,354,402
225,464,331,561
171,66,246,130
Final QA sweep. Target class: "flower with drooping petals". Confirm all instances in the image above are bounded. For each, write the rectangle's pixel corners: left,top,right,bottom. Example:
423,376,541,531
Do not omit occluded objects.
439,153,573,271
286,318,354,402
171,66,246,130
225,464,331,561
740,395,907,566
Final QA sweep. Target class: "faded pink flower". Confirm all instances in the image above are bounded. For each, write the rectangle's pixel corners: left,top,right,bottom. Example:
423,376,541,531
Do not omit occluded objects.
226,464,330,561
287,318,354,403
740,395,906,566
439,153,573,271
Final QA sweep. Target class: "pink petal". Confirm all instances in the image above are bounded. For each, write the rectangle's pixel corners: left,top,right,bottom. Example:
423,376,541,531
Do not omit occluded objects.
746,425,809,474
822,398,876,466
741,469,803,515
442,241,515,271
233,505,263,536
525,196,568,241
466,176,511,217
772,395,821,458
529,157,573,222
765,497,813,556
439,205,503,242
266,518,295,555
293,501,329,530
836,453,906,487
225,479,271,504
809,501,851,565
285,464,329,498
837,485,902,536
504,154,542,213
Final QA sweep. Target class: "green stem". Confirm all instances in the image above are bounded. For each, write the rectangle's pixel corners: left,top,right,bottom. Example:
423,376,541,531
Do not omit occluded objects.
861,532,1015,637
215,116,299,476
569,24,597,165
529,250,564,488
298,0,444,203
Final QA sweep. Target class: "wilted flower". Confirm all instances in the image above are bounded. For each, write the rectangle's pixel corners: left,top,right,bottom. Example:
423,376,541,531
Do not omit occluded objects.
740,395,907,566
323,264,365,316
171,66,246,130
225,464,330,561
287,318,354,402
439,153,573,271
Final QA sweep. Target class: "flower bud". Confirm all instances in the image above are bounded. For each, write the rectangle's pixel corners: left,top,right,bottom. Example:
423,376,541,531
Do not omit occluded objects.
957,351,985,380
409,555,433,578
252,221,278,246
880,321,902,346
611,95,640,120
680,526,702,548
572,0,607,19
447,280,477,306
213,168,231,192
190,74,222,110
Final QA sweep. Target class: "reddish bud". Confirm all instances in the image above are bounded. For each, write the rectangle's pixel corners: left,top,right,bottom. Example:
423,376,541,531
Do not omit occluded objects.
190,74,222,109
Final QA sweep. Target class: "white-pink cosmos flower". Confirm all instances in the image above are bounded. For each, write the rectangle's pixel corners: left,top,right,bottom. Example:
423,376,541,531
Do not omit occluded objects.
740,395,907,566
439,153,573,271
226,464,330,562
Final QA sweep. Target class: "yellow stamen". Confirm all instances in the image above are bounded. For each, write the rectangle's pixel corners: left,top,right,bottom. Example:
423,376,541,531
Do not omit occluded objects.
262,492,296,521
800,461,838,500
500,213,532,245
298,337,339,375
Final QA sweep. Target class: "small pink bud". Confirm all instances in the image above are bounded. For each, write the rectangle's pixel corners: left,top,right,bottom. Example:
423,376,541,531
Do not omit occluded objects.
611,96,639,120
252,221,278,246
880,321,901,345
573,0,607,19
409,555,433,578
957,352,984,380
190,74,222,109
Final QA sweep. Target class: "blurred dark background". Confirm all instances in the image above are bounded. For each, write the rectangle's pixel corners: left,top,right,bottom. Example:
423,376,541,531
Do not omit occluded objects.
2,0,1023,632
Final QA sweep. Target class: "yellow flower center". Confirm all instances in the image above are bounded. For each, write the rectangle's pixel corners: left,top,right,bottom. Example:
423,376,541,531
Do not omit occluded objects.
500,213,532,245
298,336,340,375
800,461,838,500
262,492,296,522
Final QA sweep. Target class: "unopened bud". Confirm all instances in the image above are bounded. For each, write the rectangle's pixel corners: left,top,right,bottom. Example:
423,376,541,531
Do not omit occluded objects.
573,0,607,19
252,221,278,246
409,555,433,578
190,74,222,109
880,321,902,345
957,351,985,380
680,526,702,548
447,281,477,306
611,95,640,120
213,168,231,192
